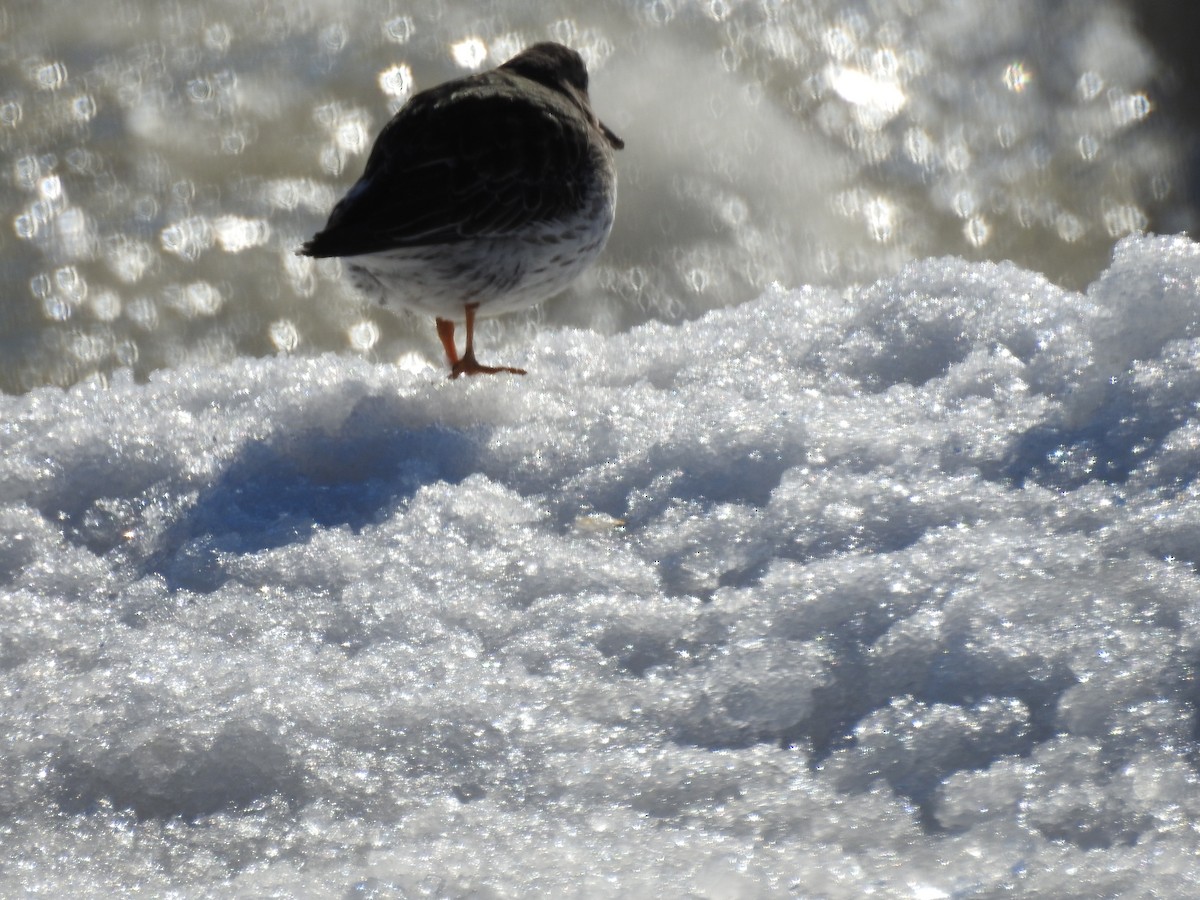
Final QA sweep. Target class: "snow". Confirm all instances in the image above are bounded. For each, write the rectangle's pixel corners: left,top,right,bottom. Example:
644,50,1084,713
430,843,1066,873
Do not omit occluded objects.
6,0,1200,893
5,234,1200,896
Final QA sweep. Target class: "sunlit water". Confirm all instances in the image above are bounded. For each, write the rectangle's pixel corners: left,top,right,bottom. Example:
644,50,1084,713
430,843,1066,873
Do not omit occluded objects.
6,2,1200,898
2,0,1194,392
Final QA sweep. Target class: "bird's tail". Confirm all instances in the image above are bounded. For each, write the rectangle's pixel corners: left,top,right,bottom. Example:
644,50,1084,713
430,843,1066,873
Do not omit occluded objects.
297,233,329,258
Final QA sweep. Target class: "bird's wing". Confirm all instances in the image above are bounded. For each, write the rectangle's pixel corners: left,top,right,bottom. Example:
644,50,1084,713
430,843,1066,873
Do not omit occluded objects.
302,77,594,258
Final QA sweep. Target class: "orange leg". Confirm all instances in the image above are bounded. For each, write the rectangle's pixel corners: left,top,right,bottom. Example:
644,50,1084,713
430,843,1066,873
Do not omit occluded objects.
444,304,526,379
435,317,459,368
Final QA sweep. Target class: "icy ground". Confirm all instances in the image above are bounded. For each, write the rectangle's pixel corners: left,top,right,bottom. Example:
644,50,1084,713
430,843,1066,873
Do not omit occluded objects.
4,234,1200,896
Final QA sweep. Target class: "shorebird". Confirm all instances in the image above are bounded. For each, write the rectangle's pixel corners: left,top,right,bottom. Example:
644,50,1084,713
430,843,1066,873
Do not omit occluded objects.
301,42,623,378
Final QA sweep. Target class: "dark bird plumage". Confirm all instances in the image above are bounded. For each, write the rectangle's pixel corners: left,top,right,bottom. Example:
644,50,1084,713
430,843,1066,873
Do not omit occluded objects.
301,42,623,377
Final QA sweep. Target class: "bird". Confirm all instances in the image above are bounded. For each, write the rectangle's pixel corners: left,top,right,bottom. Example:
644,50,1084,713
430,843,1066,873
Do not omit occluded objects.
301,42,624,378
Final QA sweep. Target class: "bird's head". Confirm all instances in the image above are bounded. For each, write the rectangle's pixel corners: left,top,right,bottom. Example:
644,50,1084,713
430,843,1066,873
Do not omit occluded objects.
501,42,625,150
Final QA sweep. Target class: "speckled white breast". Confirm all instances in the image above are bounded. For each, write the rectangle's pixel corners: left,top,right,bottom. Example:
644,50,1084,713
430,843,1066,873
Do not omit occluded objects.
346,170,616,322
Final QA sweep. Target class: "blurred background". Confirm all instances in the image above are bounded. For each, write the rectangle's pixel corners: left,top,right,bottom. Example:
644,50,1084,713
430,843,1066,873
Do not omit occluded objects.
2,0,1197,393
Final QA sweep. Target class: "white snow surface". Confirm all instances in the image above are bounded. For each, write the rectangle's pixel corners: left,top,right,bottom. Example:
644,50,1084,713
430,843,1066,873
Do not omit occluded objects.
5,233,1200,896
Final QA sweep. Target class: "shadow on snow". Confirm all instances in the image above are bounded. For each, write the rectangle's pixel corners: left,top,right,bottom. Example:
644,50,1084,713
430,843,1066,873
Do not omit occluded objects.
152,400,481,593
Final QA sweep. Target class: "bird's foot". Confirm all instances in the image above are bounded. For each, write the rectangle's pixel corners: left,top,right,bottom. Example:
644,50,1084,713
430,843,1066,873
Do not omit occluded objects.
449,354,526,379
437,311,526,379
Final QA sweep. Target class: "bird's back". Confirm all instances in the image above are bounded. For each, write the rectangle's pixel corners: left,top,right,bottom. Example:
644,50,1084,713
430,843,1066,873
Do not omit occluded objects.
301,71,610,259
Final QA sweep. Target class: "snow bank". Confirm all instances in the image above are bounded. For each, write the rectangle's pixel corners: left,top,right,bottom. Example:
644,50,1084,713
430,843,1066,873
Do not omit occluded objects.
4,233,1200,895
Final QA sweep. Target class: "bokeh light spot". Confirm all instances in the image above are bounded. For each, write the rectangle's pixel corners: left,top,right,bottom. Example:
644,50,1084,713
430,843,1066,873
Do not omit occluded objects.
451,38,487,70
348,320,380,353
378,64,413,102
384,16,415,44
1002,61,1031,93
269,319,301,354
